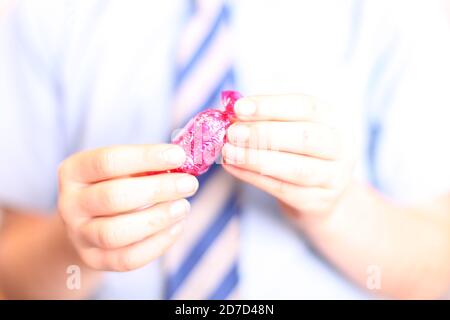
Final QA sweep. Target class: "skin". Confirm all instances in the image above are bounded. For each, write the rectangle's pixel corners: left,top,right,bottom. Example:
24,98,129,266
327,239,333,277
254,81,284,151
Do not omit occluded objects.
223,94,450,299
0,144,199,299
0,94,449,299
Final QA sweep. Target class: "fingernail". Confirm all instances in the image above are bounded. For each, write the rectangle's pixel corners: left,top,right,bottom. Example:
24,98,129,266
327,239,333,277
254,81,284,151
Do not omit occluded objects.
170,222,184,236
176,176,198,193
169,199,190,219
162,146,186,165
235,99,256,116
228,125,250,143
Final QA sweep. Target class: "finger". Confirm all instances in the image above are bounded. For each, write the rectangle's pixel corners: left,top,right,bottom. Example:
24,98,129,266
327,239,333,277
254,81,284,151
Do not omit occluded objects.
78,173,198,216
79,199,189,249
60,144,186,184
234,94,331,123
222,143,336,188
82,221,185,272
222,164,337,215
227,121,341,160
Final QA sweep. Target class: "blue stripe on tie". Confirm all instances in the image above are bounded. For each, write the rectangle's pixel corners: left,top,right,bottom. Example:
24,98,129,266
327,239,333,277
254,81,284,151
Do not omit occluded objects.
345,0,365,60
367,121,381,189
188,0,197,14
208,263,239,300
175,4,231,87
364,40,400,190
166,192,238,299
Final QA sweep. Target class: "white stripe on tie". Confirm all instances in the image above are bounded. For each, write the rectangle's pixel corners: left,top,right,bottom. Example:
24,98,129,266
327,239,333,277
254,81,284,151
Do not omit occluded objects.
176,0,223,66
172,218,239,300
172,25,233,126
163,170,236,274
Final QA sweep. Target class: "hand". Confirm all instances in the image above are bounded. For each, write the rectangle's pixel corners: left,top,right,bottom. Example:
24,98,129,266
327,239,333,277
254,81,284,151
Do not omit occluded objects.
222,94,355,222
58,144,198,271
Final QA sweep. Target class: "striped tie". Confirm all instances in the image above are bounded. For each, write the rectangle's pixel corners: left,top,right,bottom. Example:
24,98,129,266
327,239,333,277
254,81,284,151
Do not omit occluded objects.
163,0,240,300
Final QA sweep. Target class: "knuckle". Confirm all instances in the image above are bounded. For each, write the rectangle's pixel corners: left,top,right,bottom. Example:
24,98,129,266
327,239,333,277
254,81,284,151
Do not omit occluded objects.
96,185,124,212
96,223,119,249
116,252,138,272
58,200,73,224
95,150,117,178
156,242,171,258
78,249,104,271
293,163,313,183
298,127,311,151
77,250,91,266
155,237,176,258
77,225,91,244
58,191,80,221
148,211,169,230
147,178,163,200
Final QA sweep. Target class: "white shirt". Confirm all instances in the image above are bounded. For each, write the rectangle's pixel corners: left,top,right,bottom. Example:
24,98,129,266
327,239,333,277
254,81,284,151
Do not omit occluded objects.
0,0,449,299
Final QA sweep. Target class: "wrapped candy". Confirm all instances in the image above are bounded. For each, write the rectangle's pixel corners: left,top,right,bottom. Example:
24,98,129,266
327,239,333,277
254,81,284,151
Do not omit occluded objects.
171,90,242,176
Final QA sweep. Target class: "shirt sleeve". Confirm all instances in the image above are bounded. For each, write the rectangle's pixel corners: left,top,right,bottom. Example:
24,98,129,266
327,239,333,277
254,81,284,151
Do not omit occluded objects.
0,0,67,211
362,0,450,204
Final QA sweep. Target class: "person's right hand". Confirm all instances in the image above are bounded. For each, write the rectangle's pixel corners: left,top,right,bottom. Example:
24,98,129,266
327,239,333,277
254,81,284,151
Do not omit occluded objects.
57,144,198,272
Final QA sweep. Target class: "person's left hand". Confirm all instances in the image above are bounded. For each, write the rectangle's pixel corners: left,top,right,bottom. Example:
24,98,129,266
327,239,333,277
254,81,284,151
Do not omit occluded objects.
222,94,355,223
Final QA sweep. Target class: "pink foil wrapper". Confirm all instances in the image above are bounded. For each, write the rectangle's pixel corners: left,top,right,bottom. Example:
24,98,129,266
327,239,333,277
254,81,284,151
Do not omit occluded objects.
171,90,242,176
